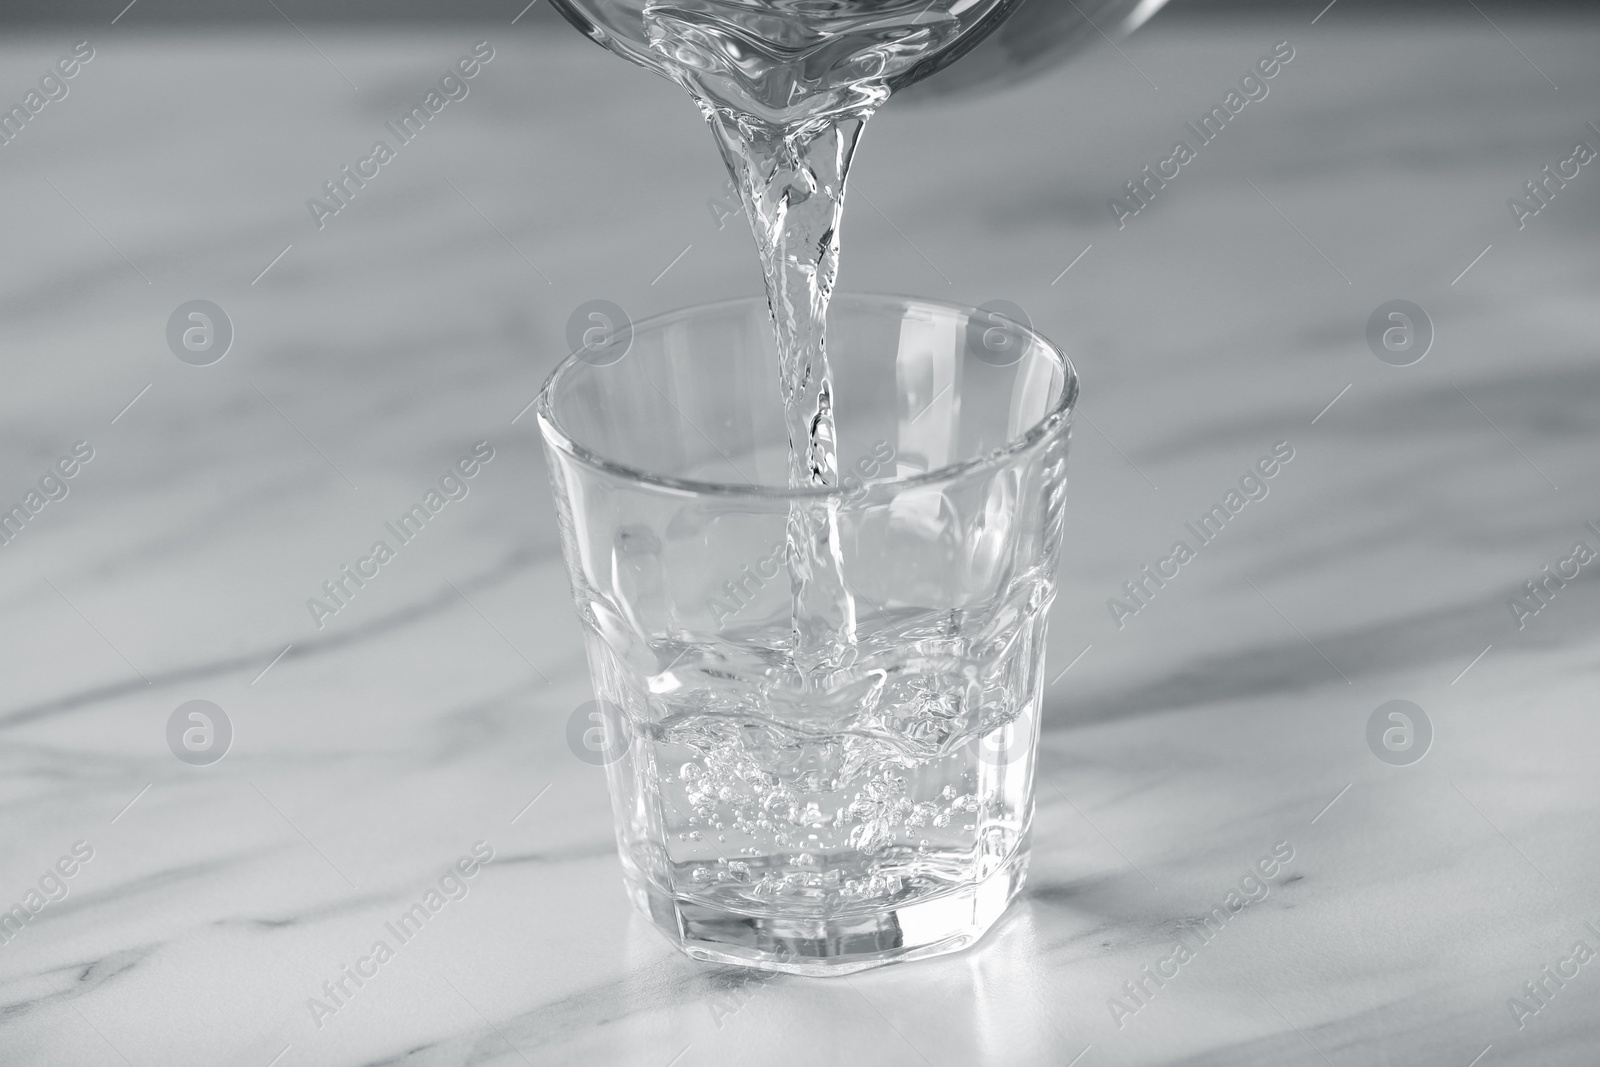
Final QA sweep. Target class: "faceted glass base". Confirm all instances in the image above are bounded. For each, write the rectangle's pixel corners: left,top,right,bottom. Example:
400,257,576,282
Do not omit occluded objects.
625,849,1030,977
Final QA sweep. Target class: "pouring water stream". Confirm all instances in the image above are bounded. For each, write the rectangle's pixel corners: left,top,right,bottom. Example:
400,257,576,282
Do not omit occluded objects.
548,0,1168,676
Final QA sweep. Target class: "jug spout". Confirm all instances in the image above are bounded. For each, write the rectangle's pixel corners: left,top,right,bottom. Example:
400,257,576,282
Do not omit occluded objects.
547,0,1170,118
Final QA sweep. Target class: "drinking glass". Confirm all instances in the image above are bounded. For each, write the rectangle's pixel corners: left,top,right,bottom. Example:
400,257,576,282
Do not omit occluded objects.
538,293,1077,975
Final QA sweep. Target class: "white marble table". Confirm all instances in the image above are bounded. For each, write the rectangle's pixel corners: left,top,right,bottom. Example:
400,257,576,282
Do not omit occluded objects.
1,10,1598,1066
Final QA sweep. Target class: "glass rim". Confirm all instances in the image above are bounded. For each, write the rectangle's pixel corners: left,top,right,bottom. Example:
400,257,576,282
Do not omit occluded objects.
535,291,1079,501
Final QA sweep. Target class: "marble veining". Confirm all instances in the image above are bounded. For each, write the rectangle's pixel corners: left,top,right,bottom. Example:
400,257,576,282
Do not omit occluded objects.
0,13,1598,1066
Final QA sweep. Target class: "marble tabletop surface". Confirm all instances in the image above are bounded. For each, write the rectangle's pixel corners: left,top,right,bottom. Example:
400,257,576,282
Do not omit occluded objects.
2,8,1598,1066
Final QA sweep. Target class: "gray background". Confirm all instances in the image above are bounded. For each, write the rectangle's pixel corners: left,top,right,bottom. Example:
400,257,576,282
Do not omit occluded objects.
1,2,1598,1065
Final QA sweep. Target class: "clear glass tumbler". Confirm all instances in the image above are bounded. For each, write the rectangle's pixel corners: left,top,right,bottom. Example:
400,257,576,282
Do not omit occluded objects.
538,293,1077,975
